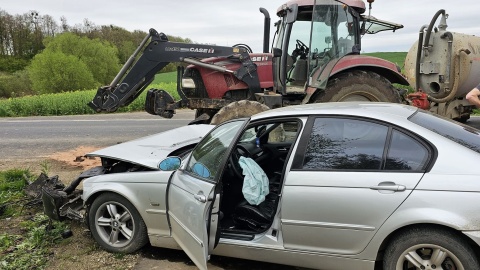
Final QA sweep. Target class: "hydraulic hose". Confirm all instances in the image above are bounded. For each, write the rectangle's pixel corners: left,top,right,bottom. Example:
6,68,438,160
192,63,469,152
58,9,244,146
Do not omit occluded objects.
423,9,445,53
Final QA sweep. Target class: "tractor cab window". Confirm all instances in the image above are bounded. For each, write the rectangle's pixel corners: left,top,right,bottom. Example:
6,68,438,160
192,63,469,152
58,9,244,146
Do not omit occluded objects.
272,0,361,92
360,15,403,34
309,1,358,89
286,20,312,89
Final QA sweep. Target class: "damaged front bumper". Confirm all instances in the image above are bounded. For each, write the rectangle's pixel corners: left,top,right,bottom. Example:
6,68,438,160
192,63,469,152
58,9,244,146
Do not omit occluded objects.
41,166,105,222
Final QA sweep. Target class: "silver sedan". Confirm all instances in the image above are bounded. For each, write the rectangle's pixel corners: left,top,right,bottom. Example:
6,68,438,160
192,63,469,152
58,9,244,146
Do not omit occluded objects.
81,102,480,270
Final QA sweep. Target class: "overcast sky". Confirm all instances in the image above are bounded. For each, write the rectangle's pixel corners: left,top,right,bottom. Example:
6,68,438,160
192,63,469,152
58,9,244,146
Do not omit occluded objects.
2,0,479,53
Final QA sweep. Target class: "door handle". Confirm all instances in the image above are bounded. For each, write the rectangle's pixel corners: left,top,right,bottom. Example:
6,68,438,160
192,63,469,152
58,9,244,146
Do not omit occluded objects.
370,184,406,192
194,193,207,203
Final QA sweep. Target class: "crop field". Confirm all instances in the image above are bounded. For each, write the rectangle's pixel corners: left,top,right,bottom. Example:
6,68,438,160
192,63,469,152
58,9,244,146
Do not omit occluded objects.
365,52,407,68
0,82,178,117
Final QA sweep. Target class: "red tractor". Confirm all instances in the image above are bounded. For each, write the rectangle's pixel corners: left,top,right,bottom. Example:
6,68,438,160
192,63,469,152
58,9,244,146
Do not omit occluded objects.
89,0,408,124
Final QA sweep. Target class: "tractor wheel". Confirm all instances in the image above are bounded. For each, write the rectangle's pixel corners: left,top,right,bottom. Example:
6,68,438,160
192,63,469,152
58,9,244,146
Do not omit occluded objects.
192,108,218,124
210,100,270,125
312,70,402,103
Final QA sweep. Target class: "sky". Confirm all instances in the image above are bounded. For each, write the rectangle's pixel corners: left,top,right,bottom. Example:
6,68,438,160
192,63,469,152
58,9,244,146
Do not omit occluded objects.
1,0,479,53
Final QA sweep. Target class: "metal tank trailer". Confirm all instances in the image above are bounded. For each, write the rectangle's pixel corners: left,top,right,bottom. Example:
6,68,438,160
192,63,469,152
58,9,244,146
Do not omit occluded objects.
405,9,480,122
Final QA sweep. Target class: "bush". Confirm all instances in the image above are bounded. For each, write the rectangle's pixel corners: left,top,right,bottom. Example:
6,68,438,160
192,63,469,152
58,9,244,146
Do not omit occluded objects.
27,32,120,94
28,51,96,94
0,57,30,73
0,71,33,98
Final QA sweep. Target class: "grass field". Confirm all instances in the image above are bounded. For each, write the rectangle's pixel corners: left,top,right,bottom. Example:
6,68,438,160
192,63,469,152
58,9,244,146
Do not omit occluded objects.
0,52,409,117
365,52,407,68
152,71,177,84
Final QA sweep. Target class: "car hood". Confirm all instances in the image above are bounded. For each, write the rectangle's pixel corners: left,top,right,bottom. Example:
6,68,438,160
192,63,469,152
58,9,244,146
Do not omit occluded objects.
86,124,214,169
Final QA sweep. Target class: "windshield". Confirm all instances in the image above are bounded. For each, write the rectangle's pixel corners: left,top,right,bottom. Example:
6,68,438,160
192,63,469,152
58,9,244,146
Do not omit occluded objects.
186,120,246,181
409,110,480,154
360,15,403,34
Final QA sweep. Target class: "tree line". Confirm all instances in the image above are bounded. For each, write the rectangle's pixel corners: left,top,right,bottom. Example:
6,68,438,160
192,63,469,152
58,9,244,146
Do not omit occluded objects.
0,9,192,98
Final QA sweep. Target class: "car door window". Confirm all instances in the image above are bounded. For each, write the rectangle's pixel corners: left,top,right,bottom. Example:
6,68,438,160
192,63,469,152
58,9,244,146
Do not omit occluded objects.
385,130,429,171
186,120,246,181
302,118,388,170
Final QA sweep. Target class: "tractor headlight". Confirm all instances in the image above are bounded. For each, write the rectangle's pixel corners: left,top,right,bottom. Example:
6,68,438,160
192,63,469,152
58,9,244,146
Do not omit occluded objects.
181,77,196,89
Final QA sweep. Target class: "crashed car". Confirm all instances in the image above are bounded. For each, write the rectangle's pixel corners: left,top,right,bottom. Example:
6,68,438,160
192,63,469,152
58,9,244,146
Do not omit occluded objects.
41,124,213,221
47,103,480,270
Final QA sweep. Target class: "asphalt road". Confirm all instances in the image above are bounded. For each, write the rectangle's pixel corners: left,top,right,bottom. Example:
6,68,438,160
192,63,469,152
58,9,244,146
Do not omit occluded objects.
0,110,195,159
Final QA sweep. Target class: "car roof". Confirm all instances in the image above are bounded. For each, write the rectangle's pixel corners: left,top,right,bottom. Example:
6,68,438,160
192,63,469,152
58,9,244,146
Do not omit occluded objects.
251,102,419,122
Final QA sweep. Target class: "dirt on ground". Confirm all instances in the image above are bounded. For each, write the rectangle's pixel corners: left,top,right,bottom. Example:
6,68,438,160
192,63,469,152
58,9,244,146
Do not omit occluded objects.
47,146,102,170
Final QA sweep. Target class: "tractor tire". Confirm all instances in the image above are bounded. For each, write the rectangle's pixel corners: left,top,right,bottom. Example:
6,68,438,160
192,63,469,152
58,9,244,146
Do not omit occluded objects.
210,100,270,125
312,70,402,103
192,108,218,124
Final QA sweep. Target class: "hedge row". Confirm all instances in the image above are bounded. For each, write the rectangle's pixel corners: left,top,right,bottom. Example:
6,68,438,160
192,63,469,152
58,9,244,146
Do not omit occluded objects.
0,83,178,117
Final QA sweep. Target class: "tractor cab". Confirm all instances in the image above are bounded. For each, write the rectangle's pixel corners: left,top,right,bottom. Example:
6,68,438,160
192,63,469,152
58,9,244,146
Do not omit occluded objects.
271,0,402,95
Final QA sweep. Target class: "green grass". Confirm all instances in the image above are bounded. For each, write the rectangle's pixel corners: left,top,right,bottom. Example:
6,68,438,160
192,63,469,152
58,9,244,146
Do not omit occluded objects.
365,52,407,68
0,169,32,217
153,71,177,84
0,214,70,270
0,169,70,270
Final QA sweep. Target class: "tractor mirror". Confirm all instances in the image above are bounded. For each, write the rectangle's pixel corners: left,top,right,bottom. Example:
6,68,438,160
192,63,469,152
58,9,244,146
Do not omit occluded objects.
273,48,282,58
286,4,298,23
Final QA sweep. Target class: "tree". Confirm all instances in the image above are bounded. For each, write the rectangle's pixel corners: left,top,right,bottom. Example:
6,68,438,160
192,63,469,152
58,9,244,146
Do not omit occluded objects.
28,33,120,93
28,32,120,93
42,32,120,85
28,50,95,93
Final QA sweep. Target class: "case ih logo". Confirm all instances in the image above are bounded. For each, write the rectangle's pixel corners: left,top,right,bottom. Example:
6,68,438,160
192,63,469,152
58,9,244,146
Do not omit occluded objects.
165,47,215,54
251,56,269,62
189,48,215,53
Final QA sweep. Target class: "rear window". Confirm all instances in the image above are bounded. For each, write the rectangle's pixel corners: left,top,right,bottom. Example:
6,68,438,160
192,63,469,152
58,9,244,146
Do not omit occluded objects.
409,110,480,153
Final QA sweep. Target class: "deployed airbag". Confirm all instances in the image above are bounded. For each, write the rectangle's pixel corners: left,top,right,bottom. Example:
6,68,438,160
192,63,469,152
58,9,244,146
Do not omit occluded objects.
239,156,269,205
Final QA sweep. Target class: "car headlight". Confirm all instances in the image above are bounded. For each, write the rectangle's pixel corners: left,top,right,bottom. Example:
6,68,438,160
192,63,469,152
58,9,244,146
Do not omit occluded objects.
181,77,196,89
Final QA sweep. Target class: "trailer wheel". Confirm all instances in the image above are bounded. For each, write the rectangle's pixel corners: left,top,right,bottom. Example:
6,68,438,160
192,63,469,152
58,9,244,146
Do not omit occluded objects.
312,70,401,103
210,100,269,125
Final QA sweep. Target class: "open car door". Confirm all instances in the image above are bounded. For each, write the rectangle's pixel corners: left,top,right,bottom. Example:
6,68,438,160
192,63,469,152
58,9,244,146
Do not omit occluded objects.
167,119,248,270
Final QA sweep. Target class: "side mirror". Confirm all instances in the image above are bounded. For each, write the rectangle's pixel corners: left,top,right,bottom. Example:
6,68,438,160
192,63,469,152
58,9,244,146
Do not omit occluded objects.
286,4,298,23
192,163,211,178
159,156,182,171
273,48,282,58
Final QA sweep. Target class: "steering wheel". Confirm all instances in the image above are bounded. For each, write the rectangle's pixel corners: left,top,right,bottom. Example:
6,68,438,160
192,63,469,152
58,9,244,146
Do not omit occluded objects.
293,39,309,61
229,144,251,179
232,43,253,53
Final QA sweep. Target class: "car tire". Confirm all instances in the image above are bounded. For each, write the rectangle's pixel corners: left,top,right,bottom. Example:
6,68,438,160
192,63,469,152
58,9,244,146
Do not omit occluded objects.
312,70,402,103
88,193,148,253
383,227,479,270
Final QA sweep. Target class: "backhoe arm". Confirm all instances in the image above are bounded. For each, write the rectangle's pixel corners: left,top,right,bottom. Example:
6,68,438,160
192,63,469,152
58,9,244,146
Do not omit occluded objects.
88,28,247,113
